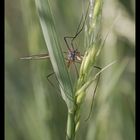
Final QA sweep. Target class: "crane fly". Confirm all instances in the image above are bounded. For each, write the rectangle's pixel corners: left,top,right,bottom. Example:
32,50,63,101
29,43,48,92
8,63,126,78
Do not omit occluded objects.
20,3,101,121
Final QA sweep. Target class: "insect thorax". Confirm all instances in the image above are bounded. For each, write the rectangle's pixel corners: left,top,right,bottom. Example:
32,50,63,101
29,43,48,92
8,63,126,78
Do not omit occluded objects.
68,49,78,61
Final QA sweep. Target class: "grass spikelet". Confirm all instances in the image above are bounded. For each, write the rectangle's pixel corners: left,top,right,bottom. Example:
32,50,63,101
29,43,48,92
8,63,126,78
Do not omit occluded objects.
73,1,104,136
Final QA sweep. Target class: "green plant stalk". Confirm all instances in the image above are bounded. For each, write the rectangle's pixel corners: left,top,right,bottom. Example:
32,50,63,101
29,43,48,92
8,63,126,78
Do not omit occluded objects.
66,111,75,140
66,0,103,139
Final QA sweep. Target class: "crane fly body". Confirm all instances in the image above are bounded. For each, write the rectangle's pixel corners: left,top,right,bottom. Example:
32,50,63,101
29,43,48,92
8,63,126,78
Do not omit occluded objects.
67,49,82,61
66,48,83,68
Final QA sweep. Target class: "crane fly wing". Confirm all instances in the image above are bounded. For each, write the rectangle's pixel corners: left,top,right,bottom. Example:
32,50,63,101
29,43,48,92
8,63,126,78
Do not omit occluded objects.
20,53,50,60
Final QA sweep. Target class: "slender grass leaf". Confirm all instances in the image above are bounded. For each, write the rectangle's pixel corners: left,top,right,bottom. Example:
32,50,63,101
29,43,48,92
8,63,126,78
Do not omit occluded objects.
35,0,74,109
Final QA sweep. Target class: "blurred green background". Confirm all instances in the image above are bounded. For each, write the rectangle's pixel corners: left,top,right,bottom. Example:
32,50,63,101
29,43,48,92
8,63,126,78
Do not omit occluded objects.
5,0,135,140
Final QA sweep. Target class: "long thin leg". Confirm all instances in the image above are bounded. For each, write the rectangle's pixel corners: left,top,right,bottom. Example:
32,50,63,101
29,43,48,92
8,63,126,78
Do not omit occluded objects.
64,36,73,50
94,66,102,70
64,16,85,50
47,72,63,98
75,14,84,35
70,3,90,47
64,13,84,50
47,72,74,101
20,53,50,60
85,66,102,121
47,72,56,88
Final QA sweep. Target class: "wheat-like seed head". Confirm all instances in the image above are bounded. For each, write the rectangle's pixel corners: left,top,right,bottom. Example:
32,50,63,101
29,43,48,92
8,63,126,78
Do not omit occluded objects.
73,0,104,133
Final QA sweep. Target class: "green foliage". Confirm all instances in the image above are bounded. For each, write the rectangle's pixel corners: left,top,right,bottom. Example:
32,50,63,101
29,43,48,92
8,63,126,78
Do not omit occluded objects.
5,0,135,140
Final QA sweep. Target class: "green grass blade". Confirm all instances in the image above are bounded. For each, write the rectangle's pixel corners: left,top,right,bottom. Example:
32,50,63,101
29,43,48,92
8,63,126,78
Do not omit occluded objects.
35,0,74,109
